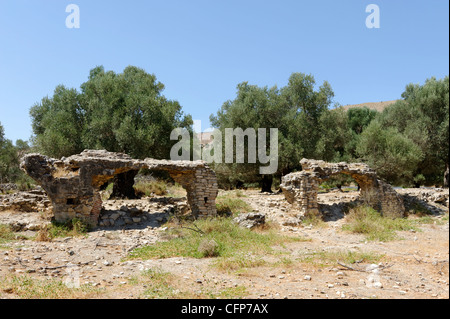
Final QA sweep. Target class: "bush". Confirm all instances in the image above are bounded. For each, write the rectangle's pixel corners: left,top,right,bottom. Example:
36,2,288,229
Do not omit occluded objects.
197,239,220,257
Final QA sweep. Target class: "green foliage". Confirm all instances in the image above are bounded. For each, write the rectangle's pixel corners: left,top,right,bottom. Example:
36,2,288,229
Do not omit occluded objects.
0,123,33,187
210,72,335,190
357,76,449,186
347,107,378,135
356,120,424,186
315,107,353,162
30,66,193,159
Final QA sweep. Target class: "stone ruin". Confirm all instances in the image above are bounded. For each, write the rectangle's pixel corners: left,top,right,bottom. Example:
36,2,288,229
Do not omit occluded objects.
20,150,218,227
280,158,405,219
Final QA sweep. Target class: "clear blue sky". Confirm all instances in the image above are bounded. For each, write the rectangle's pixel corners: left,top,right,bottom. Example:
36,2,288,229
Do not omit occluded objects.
0,0,448,143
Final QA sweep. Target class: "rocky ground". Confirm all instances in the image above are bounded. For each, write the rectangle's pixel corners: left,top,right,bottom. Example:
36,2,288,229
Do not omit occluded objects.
0,188,448,299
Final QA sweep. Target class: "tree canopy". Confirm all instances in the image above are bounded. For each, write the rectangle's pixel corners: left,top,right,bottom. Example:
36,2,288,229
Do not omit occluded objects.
2,68,448,191
356,76,449,186
210,74,449,189
210,72,336,191
30,65,193,160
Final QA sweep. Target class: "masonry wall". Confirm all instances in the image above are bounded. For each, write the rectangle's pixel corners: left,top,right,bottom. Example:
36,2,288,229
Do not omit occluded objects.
21,150,218,226
280,159,405,219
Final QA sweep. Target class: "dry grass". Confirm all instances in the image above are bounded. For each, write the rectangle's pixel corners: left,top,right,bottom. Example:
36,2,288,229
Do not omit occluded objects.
342,206,420,241
34,218,89,242
0,275,101,299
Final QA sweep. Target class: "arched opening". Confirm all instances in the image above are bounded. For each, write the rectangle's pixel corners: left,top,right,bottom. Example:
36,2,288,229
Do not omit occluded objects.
318,173,361,222
98,168,188,229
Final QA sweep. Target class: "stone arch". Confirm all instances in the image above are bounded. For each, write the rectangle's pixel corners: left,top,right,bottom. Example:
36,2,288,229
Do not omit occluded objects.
20,150,218,226
280,159,405,218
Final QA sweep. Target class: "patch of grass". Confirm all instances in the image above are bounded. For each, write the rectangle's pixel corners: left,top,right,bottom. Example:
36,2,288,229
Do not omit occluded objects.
298,249,384,268
36,218,89,241
128,267,249,299
0,275,101,299
213,254,267,272
301,213,327,228
215,192,252,216
342,206,419,241
217,285,248,299
133,268,180,299
128,217,305,261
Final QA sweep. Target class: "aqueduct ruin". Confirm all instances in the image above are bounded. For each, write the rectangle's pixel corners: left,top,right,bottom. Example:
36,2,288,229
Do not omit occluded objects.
20,150,405,227
280,158,405,219
21,150,218,226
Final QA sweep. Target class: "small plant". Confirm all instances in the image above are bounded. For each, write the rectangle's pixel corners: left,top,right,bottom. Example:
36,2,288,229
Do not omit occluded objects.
197,239,220,257
35,226,51,242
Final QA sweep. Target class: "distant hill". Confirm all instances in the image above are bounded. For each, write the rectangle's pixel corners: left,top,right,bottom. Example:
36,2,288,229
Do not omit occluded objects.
341,100,399,112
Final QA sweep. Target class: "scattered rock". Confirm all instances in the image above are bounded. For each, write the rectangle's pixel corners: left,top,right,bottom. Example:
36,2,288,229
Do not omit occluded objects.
233,212,266,229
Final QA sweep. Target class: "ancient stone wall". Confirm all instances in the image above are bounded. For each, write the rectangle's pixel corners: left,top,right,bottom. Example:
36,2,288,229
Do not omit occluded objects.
20,150,218,226
280,159,405,218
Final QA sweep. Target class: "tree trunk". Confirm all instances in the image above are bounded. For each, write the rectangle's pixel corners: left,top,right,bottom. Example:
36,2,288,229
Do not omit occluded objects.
260,175,273,193
444,162,449,188
110,170,138,199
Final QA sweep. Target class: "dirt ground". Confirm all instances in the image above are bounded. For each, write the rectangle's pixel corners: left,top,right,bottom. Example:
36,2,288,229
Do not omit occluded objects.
0,189,448,299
